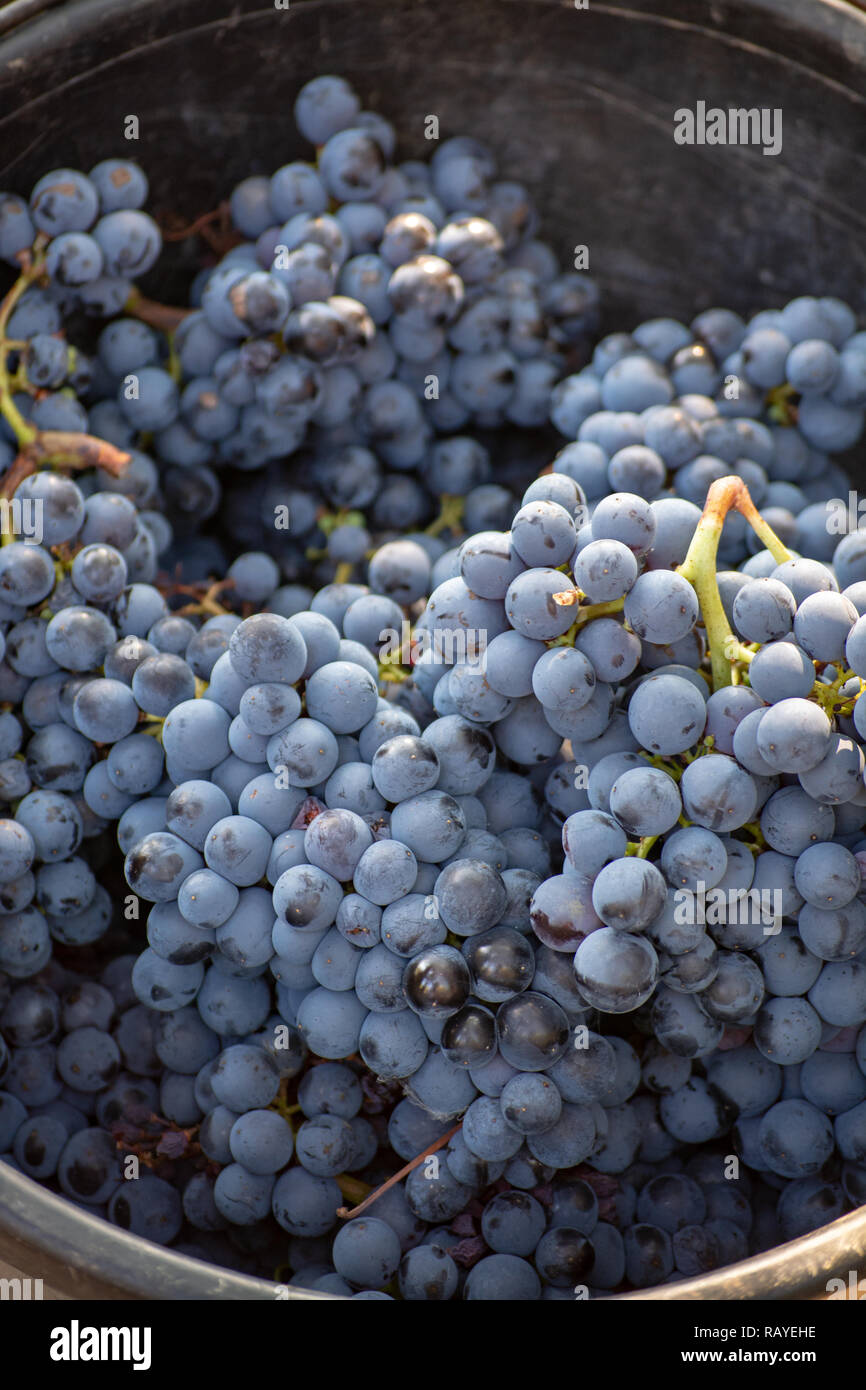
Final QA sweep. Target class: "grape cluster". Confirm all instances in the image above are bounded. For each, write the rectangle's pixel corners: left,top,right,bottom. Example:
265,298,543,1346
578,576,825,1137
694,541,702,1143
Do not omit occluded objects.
551,294,866,568
3,77,866,1301
0,475,182,974
177,73,597,572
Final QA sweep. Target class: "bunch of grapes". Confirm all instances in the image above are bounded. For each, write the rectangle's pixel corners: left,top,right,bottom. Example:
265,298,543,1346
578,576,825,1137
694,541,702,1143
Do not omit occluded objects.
2,73,866,1301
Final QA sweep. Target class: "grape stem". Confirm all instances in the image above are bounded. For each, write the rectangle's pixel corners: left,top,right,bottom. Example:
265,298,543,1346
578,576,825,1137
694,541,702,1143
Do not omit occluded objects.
548,597,626,648
125,288,193,332
0,238,49,449
677,476,792,691
426,495,464,537
336,1121,462,1221
0,430,131,502
0,238,131,501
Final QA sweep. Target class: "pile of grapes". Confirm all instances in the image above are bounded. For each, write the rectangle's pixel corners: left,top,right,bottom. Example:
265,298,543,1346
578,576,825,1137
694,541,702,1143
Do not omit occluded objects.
1,74,866,1300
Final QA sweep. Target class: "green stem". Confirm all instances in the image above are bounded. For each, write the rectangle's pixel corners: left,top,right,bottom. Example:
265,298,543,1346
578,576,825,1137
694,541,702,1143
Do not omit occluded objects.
636,835,659,859
677,513,737,694
426,495,464,538
547,597,626,648
678,476,793,691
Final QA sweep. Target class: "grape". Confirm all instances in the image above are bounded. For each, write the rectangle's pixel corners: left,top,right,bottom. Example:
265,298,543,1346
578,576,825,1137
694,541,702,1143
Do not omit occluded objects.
30,168,98,233
13,1114,69,1179
57,1127,120,1204
163,700,232,771
332,1218,401,1289
800,733,866,811
228,613,307,684
628,673,706,755
305,661,379,733
209,1044,279,1113
166,782,233,853
753,997,822,1065
296,1113,355,1176
650,988,723,1058
73,678,139,743
623,570,699,645
125,831,204,903
573,925,658,1011
701,952,765,1022
495,992,569,1071
562,809,627,877
505,568,578,641
799,899,866,961
591,858,666,932
131,949,204,1011
1,1089,47,1145
760,787,834,856
793,591,859,663
679,754,758,831
758,1100,834,1178
747,642,816,703
293,1063,361,1120
531,646,596,712
56,1027,121,1093
464,1252,540,1301
272,1167,341,1238
398,1244,458,1301
404,1046,477,1114
454,929,529,1005
295,988,368,1057
835,1104,866,1164
89,158,148,212
608,767,681,837
359,1010,428,1079
354,841,418,906
800,1053,866,1117
151,1007,219,1076
93,209,161,277
16,791,83,863
268,719,340,788
401,945,471,1020
428,860,504,936
794,843,860,910
369,735,439,803
574,617,641,683
660,826,728,891
808,962,866,1028
775,1177,847,1242
354,942,411,1013
499,1073,562,1135
303,809,373,884
212,1164,274,1226
0,819,36,884
106,735,164,796
509,500,576,568
573,539,637,603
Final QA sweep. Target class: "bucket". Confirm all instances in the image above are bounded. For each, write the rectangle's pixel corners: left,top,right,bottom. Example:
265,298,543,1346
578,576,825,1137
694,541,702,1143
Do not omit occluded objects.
0,0,865,1300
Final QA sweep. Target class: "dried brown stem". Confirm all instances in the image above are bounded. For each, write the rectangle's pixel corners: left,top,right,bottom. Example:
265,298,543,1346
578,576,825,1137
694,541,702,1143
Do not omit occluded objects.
337,1122,462,1222
126,292,193,333
0,432,130,500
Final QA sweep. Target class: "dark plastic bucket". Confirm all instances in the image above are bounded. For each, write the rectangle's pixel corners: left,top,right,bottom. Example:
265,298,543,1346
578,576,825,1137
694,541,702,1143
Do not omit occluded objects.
0,0,865,1300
